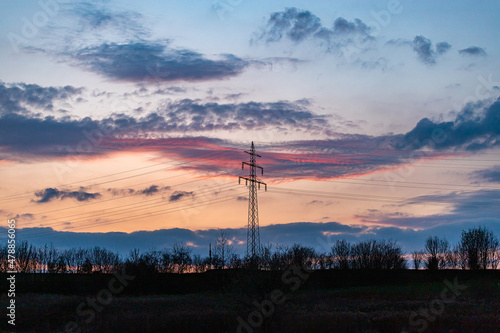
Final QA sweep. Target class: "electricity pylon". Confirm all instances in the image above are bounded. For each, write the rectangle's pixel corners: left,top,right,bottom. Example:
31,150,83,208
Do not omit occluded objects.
239,142,267,262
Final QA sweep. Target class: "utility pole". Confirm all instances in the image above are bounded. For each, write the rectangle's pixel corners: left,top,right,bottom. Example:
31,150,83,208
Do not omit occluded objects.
239,142,267,264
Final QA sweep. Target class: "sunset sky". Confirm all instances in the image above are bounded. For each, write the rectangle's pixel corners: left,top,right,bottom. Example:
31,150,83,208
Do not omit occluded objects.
1,0,499,255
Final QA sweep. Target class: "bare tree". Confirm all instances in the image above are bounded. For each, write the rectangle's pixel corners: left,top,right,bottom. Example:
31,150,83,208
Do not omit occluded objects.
331,240,351,270
0,244,8,272
171,243,192,273
214,230,235,269
424,236,449,270
192,254,208,273
412,250,425,270
269,244,291,270
160,249,175,273
458,226,499,270
18,241,36,272
74,248,89,273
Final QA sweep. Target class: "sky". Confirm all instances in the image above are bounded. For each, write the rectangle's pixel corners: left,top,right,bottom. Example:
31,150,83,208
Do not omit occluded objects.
0,0,499,256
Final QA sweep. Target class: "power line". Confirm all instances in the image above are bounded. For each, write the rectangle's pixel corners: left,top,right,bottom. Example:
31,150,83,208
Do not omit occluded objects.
270,187,499,209
0,148,234,202
21,183,239,229
19,189,248,240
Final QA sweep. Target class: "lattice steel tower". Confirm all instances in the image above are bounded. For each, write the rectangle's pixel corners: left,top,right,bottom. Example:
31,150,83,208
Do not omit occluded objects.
239,142,267,260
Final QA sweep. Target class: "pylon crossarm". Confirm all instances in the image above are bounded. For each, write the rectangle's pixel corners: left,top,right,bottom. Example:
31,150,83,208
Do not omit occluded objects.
242,162,263,171
244,150,261,157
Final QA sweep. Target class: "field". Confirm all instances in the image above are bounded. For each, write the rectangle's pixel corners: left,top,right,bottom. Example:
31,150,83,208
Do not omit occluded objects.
1,270,499,332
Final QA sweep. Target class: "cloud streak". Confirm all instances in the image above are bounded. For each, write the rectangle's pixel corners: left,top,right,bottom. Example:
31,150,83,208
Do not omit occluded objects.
33,187,101,203
169,191,194,202
471,166,500,183
459,46,487,57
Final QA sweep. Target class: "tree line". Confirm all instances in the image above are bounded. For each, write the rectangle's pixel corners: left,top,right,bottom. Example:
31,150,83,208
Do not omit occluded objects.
1,226,498,273
412,226,499,270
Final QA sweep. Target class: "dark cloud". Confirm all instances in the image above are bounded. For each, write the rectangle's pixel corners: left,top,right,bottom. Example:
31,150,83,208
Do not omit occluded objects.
258,7,322,43
21,2,247,83
3,92,500,183
107,188,135,196
412,35,451,65
157,99,328,133
394,97,500,151
0,97,329,157
459,46,487,57
236,196,247,201
435,42,452,55
138,185,170,196
0,82,82,115
71,42,248,82
6,219,499,256
331,17,371,36
471,166,500,183
0,112,109,157
33,188,101,203
163,98,500,181
169,191,194,202
253,8,373,53
138,185,160,196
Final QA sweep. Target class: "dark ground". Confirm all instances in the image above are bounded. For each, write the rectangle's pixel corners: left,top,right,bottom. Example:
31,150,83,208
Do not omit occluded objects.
1,270,499,332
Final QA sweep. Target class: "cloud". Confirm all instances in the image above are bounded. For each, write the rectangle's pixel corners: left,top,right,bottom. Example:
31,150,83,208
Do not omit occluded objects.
360,189,500,233
471,166,500,183
236,196,247,201
6,219,500,256
155,98,328,132
71,42,248,82
3,92,500,183
459,46,487,57
33,188,101,203
412,36,451,65
0,82,82,115
331,17,371,36
394,97,500,151
68,2,148,39
137,185,170,196
257,7,322,43
158,98,500,181
10,213,35,220
169,191,194,202
0,96,329,157
22,2,247,83
107,188,135,196
253,8,374,53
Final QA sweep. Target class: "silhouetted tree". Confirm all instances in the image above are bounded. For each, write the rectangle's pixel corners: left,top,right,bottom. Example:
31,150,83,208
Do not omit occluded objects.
458,226,499,270
0,244,8,272
289,243,316,269
268,244,291,270
18,241,36,272
351,240,406,269
331,240,351,270
171,243,192,273
214,230,235,269
424,236,449,270
412,250,425,270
